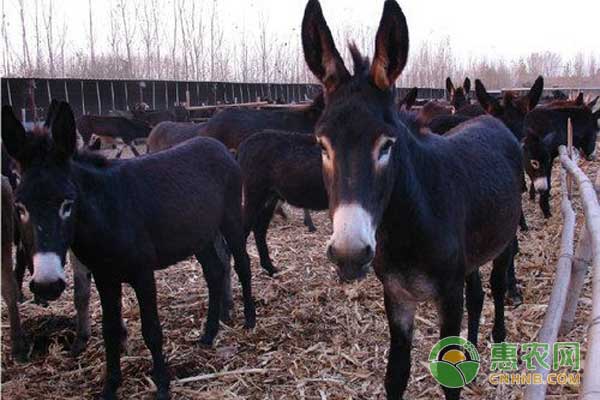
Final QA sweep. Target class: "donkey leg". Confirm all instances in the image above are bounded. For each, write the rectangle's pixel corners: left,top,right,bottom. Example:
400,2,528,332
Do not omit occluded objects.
221,214,256,329
70,252,92,356
2,241,28,362
519,210,528,232
273,201,288,221
539,190,552,218
253,198,279,276
382,280,417,400
131,273,170,400
195,245,225,345
539,172,552,218
491,242,512,343
128,142,140,157
95,277,124,400
214,233,233,323
303,209,317,232
438,276,465,400
505,239,523,306
14,242,28,302
465,270,484,348
529,181,536,201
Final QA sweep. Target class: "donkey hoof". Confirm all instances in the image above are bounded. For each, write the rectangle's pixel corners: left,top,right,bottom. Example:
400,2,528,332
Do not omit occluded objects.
543,212,552,219
156,389,170,400
12,347,29,363
199,334,215,347
70,337,89,357
219,309,232,323
98,390,118,400
307,226,317,233
244,308,257,329
507,290,523,307
263,265,278,277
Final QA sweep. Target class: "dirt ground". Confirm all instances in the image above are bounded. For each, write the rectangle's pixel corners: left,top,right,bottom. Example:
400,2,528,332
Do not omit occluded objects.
1,145,595,399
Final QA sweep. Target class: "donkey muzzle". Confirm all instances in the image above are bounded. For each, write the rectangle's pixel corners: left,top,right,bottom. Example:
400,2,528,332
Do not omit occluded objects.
30,252,67,301
30,279,66,301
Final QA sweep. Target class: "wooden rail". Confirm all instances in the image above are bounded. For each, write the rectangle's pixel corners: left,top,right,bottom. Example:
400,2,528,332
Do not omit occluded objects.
524,124,600,399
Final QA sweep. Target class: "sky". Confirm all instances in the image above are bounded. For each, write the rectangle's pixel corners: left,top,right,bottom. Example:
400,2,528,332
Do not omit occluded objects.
3,0,599,63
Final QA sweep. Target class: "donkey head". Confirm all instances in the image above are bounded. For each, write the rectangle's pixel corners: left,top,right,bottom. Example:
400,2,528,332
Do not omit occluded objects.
302,0,409,281
2,102,79,301
475,76,544,139
522,134,552,193
398,87,418,111
446,77,471,110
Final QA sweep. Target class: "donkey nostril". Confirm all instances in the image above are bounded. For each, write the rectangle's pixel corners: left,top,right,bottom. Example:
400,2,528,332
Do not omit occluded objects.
362,245,374,264
326,244,337,262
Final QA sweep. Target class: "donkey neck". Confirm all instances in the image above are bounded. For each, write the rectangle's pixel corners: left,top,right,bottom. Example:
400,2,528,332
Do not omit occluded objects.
385,129,441,240
69,159,130,266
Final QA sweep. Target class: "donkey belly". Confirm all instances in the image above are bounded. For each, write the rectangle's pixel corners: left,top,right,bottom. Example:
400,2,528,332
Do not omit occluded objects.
464,193,520,268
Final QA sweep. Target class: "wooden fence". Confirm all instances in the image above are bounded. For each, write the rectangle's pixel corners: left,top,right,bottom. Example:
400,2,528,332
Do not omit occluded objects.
524,122,600,399
0,77,448,122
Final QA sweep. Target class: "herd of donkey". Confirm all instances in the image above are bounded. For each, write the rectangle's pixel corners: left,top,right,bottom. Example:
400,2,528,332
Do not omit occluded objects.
2,1,600,399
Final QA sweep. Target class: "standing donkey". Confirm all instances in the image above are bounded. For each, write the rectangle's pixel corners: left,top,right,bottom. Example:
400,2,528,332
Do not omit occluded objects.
2,102,255,400
302,1,522,399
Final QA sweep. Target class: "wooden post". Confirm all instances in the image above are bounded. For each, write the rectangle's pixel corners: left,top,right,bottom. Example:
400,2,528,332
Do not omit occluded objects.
152,81,156,109
561,172,600,335
558,148,600,400
64,80,69,103
186,89,190,108
80,81,86,115
124,82,129,111
110,81,115,111
96,81,102,115
46,80,52,103
524,153,577,400
6,79,12,106
567,118,573,198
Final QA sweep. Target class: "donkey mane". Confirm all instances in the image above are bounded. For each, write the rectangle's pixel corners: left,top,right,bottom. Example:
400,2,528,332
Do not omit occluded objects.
73,150,110,168
502,91,517,104
14,130,109,169
348,42,370,76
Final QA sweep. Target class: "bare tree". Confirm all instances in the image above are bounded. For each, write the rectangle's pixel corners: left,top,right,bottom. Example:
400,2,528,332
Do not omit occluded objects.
117,0,134,76
88,0,95,67
43,0,55,76
18,0,32,73
34,0,43,73
150,0,162,78
2,0,12,76
141,0,153,77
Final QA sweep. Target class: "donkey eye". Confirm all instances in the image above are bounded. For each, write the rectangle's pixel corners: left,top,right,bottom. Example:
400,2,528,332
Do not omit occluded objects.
15,203,29,223
318,141,329,159
59,200,74,220
379,139,394,160
530,160,540,170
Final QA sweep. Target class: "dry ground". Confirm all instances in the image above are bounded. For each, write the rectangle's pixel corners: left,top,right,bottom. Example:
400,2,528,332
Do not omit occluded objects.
1,145,595,399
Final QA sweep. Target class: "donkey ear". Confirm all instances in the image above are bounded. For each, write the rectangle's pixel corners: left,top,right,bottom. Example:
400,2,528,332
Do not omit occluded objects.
44,99,60,128
370,0,409,91
400,87,418,110
475,79,501,115
302,0,350,95
51,102,77,160
526,76,544,111
463,78,471,95
574,92,584,106
446,77,454,96
588,96,599,111
2,106,28,161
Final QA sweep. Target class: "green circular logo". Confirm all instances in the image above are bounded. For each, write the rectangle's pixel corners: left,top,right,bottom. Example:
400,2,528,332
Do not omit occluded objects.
428,336,480,388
